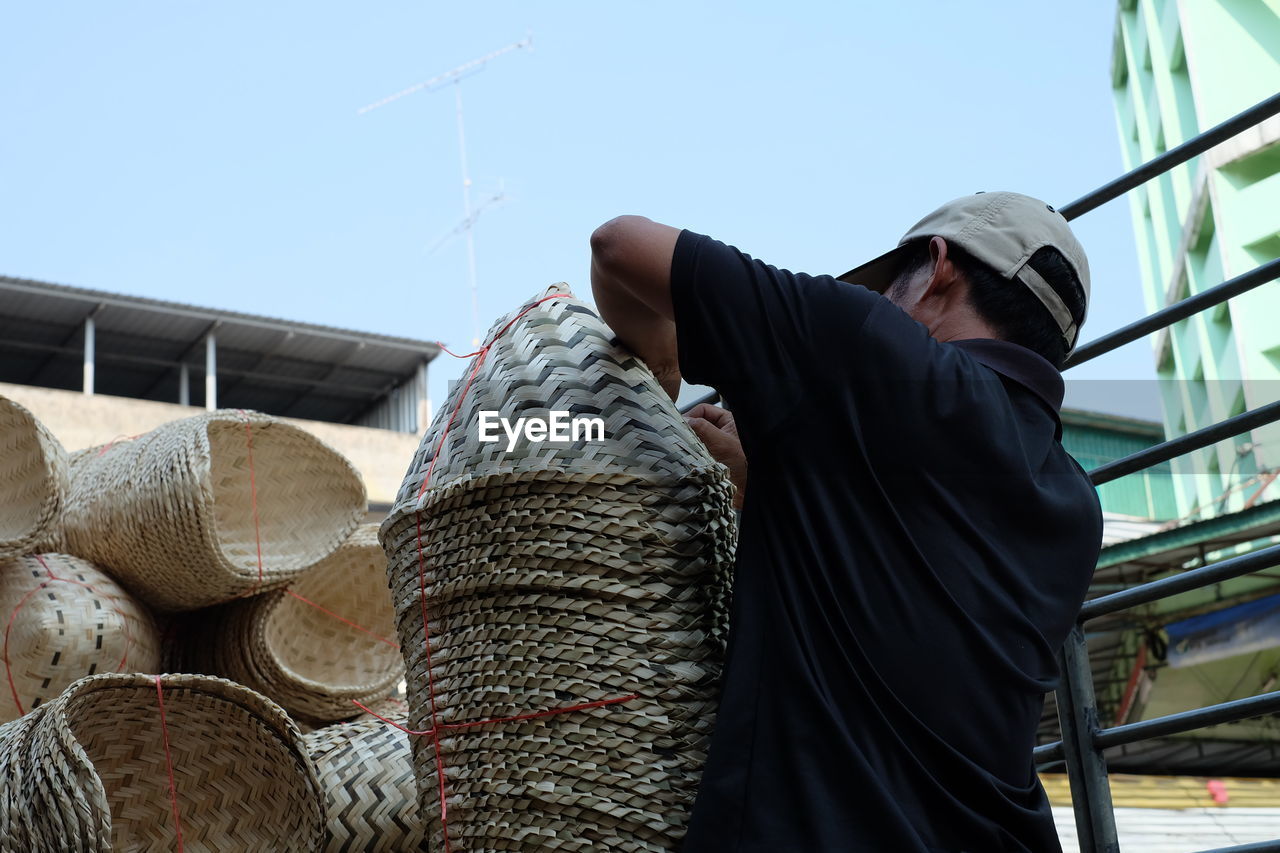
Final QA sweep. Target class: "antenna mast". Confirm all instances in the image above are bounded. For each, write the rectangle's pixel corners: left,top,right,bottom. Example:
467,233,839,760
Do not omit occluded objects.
360,35,532,346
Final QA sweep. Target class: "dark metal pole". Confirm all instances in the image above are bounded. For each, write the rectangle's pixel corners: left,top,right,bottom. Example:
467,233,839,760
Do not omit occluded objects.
1088,400,1280,485
1094,690,1280,749
1033,741,1064,763
678,389,721,414
1066,258,1280,368
1054,625,1120,853
1080,543,1280,620
1058,92,1280,220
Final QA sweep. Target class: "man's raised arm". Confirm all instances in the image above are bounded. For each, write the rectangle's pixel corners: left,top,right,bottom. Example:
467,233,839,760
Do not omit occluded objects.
589,215,683,399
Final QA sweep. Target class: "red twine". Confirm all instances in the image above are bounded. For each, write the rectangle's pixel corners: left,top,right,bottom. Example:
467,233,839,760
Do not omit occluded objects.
283,589,398,649
154,675,185,852
95,433,142,457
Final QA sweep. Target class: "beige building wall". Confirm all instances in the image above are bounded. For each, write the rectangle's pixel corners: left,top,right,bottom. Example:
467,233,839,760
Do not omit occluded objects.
0,382,419,511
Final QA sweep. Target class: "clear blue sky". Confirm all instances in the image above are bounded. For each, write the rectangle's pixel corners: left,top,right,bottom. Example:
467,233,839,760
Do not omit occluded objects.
0,2,1164,419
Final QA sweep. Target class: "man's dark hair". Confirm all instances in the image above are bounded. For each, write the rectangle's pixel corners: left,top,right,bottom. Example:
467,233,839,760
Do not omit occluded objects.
887,239,1087,369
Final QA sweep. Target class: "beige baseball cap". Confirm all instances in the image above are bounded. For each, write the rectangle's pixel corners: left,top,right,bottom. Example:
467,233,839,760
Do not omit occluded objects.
837,191,1091,351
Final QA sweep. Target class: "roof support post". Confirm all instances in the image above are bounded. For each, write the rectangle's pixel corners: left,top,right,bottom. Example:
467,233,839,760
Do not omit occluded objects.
178,363,190,407
419,361,431,432
82,315,95,396
205,332,217,411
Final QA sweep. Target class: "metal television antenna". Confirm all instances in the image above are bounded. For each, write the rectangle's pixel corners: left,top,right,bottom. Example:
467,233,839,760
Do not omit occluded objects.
359,34,532,346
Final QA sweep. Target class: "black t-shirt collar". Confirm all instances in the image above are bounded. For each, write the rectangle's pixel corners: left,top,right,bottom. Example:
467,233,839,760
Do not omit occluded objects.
948,338,1065,414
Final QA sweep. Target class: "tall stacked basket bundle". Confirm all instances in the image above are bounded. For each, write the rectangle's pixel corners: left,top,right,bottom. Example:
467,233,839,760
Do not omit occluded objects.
0,553,161,723
0,672,324,852
0,396,68,560
52,409,367,611
170,523,404,723
381,285,737,851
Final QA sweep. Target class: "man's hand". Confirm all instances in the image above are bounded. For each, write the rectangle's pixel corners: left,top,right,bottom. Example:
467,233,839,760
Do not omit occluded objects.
684,403,746,509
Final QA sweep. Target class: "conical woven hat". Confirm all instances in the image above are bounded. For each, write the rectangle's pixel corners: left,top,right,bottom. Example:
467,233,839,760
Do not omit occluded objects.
304,713,424,852
0,396,68,560
381,286,736,851
0,672,324,852
0,553,161,723
56,409,367,611
169,523,404,723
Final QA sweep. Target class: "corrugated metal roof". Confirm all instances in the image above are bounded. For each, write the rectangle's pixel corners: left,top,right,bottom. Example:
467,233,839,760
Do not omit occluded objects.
1102,512,1168,547
0,274,439,352
0,274,439,428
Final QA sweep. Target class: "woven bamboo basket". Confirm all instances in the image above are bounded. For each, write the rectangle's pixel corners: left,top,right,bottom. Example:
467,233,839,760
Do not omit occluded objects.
54,409,367,612
0,553,161,724
305,713,424,852
381,285,736,851
0,672,324,852
0,396,68,560
169,523,404,723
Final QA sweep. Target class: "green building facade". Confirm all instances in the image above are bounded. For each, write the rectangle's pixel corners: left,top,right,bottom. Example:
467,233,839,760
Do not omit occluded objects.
1062,408,1177,520
1110,0,1280,521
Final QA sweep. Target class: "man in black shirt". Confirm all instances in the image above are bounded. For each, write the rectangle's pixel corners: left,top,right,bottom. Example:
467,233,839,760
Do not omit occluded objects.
589,191,1103,852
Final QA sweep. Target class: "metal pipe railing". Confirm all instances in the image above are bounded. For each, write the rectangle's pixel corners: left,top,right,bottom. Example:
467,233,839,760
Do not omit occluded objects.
1066,258,1280,368
1088,399,1280,485
963,92,1280,853
678,389,721,415
1034,674,1280,804
1058,92,1280,220
1079,542,1280,620
1034,740,1065,763
1094,690,1280,749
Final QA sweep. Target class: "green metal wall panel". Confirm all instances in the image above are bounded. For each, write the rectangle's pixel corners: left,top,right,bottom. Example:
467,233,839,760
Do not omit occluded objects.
1062,412,1177,520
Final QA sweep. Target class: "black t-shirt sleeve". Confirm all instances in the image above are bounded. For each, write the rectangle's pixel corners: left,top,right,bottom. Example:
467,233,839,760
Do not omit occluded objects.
670,229,880,435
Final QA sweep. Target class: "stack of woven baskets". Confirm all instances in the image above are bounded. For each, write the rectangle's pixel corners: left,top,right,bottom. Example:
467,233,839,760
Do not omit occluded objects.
0,397,413,851
381,285,738,851
0,281,740,850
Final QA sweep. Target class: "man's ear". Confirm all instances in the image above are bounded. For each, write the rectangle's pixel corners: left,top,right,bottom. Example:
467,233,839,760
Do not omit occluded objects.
923,236,961,301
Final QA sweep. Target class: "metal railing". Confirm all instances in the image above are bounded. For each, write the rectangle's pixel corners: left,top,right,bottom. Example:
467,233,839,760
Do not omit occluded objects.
680,91,1280,853
1035,90,1280,853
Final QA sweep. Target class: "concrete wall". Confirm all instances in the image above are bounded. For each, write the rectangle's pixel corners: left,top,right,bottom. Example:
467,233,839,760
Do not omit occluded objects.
0,382,420,510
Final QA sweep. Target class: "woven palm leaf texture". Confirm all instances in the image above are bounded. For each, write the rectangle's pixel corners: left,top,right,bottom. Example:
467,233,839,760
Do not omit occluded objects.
0,672,324,852
0,553,161,724
304,712,424,852
0,396,68,560
380,284,737,851
53,409,367,612
169,523,404,724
